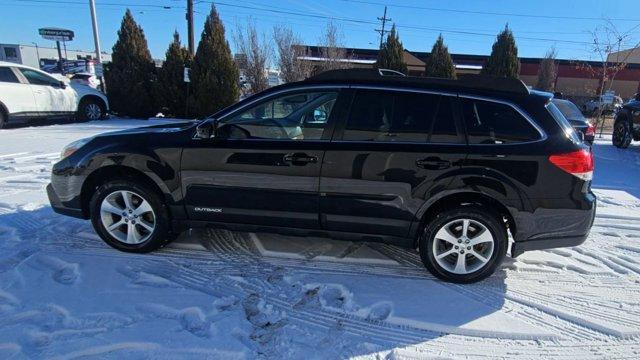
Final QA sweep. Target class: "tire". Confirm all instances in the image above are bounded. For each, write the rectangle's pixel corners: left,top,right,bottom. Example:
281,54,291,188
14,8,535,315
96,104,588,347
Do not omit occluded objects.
0,109,6,129
418,206,508,283
612,118,632,149
77,98,105,121
90,180,176,253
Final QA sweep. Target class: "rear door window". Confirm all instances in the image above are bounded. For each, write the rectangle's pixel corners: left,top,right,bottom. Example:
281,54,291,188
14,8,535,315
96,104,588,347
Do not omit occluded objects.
343,90,460,143
0,67,19,83
461,98,541,144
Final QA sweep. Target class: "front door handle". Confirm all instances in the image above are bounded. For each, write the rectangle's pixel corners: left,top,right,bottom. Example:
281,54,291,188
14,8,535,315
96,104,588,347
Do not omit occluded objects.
283,153,318,166
416,157,451,170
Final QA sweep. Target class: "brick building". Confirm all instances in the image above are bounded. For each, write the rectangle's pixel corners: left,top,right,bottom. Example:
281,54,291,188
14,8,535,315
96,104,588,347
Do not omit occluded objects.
296,45,640,103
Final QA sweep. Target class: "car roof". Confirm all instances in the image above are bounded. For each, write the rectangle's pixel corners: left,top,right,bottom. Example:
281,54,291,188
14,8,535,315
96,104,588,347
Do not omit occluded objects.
301,68,533,98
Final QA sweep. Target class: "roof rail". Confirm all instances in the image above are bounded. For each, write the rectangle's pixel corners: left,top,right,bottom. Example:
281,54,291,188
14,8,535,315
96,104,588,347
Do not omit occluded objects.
306,68,530,95
378,68,406,77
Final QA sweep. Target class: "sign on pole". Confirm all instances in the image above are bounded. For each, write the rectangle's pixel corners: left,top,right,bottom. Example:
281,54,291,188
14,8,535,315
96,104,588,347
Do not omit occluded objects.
38,28,75,42
184,67,191,83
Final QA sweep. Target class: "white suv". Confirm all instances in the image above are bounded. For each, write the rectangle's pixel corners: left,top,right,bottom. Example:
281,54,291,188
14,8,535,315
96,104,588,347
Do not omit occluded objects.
0,61,109,128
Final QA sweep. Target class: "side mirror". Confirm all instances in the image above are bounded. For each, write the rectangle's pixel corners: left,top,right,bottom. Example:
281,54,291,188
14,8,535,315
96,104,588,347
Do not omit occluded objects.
54,81,67,89
313,109,327,122
195,121,214,139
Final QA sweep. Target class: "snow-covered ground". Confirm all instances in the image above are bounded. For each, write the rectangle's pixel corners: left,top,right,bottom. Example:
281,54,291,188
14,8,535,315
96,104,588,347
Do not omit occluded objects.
1,119,639,359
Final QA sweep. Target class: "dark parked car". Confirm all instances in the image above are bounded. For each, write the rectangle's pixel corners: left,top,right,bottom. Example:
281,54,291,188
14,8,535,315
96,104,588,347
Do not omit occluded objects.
551,98,595,145
612,93,640,148
47,69,596,283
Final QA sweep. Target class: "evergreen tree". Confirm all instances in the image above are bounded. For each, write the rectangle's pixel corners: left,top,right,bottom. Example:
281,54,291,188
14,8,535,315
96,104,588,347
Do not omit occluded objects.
105,9,157,118
190,5,239,117
424,34,456,79
535,47,557,92
158,31,193,118
376,25,407,74
481,25,520,78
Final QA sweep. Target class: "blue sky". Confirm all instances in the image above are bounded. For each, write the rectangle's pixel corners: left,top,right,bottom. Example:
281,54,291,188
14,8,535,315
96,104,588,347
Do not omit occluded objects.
1,0,639,62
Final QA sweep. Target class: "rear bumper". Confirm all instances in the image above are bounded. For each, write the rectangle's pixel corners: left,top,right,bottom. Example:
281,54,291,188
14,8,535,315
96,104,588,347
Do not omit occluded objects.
511,233,588,257
47,183,85,219
511,193,596,257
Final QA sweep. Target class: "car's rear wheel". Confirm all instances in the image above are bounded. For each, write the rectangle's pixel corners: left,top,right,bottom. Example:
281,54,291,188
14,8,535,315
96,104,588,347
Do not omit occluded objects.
612,118,632,149
78,98,104,121
419,207,507,283
0,108,6,129
90,180,175,252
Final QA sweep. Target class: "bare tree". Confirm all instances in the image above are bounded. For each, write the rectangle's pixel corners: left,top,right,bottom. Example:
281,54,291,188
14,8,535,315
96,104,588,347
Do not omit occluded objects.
273,25,312,83
577,20,640,136
234,21,271,94
535,47,557,92
318,21,352,72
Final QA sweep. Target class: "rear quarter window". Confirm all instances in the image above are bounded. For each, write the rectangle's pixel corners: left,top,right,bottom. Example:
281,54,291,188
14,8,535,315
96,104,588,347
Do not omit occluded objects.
546,101,581,144
461,98,541,144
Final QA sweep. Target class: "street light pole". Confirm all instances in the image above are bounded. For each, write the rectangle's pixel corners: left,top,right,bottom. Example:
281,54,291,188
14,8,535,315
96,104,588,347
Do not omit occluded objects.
31,42,40,68
88,0,106,92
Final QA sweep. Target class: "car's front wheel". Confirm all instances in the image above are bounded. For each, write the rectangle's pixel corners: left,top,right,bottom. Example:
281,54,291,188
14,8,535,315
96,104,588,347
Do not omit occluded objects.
0,109,6,129
419,207,507,283
613,118,632,149
78,98,105,121
90,180,175,252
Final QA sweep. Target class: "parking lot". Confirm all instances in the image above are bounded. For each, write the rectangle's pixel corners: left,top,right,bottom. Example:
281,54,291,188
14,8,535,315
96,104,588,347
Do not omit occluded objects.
0,119,639,359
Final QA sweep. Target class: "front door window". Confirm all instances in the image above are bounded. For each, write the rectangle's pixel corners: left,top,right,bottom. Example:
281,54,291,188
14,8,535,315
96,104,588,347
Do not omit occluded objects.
219,91,338,141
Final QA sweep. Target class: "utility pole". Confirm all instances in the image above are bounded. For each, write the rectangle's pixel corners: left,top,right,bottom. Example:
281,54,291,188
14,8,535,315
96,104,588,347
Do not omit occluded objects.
187,0,195,55
89,0,106,92
375,6,391,48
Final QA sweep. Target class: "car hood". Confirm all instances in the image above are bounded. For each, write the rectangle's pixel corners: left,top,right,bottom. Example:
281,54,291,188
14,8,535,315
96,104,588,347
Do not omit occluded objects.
97,121,197,137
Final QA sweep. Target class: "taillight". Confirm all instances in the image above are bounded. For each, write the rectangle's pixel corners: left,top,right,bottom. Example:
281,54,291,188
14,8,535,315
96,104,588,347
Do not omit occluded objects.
548,149,594,181
585,124,595,137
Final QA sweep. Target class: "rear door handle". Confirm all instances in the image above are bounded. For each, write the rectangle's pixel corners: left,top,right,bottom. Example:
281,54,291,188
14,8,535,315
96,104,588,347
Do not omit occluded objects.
416,157,451,170
283,153,318,165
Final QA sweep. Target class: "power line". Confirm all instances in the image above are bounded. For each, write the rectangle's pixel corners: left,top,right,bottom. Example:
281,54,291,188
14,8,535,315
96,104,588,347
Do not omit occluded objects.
340,0,640,22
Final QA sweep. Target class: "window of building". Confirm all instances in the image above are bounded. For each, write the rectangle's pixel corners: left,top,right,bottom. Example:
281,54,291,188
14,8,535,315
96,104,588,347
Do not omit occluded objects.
3,47,18,59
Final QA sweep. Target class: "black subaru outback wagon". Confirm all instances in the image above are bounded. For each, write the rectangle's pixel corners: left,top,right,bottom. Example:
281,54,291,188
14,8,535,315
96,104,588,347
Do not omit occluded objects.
47,69,596,283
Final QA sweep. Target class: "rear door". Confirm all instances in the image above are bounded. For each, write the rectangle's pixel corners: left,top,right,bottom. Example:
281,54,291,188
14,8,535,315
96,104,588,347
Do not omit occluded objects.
181,87,346,229
319,88,466,238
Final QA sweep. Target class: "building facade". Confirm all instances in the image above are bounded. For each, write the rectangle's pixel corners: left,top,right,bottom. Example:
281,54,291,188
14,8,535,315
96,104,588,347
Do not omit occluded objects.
0,43,111,69
296,45,640,102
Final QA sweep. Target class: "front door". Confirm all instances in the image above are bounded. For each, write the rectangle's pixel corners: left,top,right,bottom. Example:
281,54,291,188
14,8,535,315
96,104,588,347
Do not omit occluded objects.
18,68,75,115
320,88,466,238
181,88,343,229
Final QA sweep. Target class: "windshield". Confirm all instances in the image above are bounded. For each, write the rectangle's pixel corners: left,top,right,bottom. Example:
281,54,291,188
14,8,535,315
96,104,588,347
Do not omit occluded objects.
551,99,585,121
547,102,582,144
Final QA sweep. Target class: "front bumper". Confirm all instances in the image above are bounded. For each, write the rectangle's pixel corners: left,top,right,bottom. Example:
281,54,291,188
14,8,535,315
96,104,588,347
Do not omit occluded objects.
47,183,85,219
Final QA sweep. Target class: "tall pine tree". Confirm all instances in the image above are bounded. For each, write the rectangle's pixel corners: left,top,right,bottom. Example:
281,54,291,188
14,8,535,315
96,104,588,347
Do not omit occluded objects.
158,31,193,118
105,9,157,118
376,25,407,74
535,47,557,92
424,34,456,79
481,25,520,78
190,5,239,117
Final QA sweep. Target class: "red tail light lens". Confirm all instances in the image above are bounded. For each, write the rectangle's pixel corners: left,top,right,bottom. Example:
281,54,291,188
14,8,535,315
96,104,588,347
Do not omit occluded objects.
548,149,594,181
585,124,595,137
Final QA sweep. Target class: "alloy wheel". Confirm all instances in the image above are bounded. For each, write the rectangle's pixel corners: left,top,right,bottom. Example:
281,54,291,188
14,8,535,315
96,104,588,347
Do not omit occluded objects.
100,190,156,244
85,103,102,120
432,218,495,275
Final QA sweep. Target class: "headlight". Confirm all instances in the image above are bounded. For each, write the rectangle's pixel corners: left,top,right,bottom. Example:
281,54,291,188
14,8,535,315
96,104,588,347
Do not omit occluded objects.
61,137,92,159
